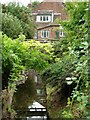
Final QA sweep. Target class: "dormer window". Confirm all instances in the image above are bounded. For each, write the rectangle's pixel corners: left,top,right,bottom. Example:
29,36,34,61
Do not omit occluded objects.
36,15,51,22
43,16,46,21
40,16,42,21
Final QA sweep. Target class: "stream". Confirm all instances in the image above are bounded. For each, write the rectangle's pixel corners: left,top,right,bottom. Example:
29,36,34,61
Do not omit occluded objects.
13,75,47,120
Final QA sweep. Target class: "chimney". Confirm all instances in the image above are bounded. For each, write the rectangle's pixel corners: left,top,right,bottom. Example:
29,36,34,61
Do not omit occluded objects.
27,0,32,8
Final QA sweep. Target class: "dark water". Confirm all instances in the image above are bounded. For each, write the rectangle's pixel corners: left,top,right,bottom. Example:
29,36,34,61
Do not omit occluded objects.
13,78,37,117
12,77,47,119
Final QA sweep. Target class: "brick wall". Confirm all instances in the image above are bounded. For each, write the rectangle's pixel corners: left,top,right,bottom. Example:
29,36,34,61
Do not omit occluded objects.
37,26,60,40
32,1,68,41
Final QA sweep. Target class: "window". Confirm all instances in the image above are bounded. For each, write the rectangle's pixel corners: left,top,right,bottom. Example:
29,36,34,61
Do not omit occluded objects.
41,30,49,38
40,16,42,21
59,26,63,37
59,31,63,37
36,15,51,22
43,16,46,21
46,16,48,21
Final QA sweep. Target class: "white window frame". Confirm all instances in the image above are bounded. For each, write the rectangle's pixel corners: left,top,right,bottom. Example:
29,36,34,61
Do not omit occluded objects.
41,30,49,38
36,15,51,22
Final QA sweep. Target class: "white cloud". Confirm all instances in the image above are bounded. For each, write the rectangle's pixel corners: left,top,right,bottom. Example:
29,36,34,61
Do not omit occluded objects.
0,0,43,6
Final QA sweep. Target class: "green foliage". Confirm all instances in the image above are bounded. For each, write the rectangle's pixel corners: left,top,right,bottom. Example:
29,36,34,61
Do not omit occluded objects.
32,1,40,9
2,13,23,39
2,33,54,118
2,33,54,89
42,57,75,87
61,3,89,118
2,3,35,39
62,110,73,118
24,40,54,72
42,2,89,118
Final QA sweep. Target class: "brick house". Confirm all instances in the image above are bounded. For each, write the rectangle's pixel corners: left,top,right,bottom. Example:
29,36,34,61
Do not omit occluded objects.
32,0,68,42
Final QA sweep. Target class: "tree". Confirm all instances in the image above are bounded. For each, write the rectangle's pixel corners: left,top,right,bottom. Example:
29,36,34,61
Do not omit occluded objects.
2,3,35,39
2,33,53,89
32,1,40,9
2,13,23,39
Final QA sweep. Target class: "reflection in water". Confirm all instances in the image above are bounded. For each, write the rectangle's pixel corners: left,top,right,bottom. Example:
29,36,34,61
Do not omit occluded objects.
27,116,47,120
27,101,47,120
29,101,45,108
13,76,47,119
13,78,37,110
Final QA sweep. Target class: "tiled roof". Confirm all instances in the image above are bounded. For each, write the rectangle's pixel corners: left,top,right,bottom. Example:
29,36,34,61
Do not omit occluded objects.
33,2,65,13
43,0,64,2
37,24,60,30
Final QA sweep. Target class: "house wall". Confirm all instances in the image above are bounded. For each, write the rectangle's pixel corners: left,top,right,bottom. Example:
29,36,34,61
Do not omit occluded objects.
32,2,68,27
37,26,59,40
32,14,53,28
32,1,68,41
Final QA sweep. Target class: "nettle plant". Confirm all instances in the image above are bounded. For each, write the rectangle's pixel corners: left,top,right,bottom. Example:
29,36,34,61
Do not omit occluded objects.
61,2,89,118
42,2,89,118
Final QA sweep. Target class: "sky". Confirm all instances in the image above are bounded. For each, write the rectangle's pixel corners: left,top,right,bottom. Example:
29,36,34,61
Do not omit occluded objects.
0,0,43,6
0,0,88,6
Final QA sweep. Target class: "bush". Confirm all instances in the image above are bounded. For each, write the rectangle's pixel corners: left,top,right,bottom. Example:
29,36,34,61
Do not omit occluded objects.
2,13,23,39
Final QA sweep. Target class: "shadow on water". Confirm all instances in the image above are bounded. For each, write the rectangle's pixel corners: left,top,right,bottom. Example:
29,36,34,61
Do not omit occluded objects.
12,75,48,120
12,77,37,117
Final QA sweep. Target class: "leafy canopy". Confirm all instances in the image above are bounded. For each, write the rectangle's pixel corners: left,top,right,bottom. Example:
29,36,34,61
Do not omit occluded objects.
2,3,35,39
2,33,54,89
42,2,89,118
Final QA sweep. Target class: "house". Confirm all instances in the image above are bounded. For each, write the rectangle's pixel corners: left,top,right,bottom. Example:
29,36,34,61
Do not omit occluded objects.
32,0,68,42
